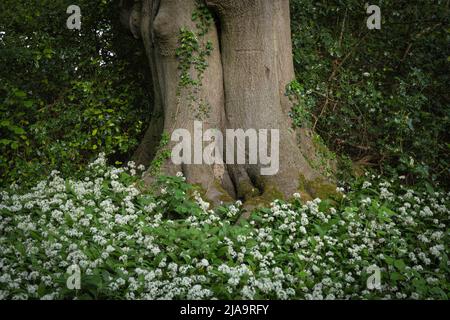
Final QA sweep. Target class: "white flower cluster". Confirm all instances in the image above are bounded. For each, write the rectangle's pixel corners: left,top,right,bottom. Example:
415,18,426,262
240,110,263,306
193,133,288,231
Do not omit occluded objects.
0,157,448,300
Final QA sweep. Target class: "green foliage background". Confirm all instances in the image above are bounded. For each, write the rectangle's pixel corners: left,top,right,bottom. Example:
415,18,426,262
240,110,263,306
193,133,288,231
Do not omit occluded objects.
0,0,449,188
0,0,151,188
290,0,449,186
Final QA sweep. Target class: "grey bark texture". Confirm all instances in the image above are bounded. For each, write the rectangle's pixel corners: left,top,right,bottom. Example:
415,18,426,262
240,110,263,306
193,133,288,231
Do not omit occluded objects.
120,0,336,206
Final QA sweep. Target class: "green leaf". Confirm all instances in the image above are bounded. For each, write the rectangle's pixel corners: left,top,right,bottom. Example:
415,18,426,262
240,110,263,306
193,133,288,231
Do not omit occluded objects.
14,90,26,98
0,120,11,127
0,139,12,145
390,272,403,281
384,255,394,265
12,126,26,135
314,224,325,236
23,100,33,108
394,259,406,271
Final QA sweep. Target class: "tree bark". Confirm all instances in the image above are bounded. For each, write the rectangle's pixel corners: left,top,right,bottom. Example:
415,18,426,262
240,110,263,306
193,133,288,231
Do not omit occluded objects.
120,0,336,206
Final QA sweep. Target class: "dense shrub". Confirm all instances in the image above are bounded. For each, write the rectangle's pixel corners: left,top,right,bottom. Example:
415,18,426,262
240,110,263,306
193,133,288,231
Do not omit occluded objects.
0,155,448,299
0,0,151,188
290,0,449,185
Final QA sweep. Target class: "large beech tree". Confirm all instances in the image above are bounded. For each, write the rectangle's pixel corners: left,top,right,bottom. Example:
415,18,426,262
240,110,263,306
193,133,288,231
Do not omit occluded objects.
120,0,336,205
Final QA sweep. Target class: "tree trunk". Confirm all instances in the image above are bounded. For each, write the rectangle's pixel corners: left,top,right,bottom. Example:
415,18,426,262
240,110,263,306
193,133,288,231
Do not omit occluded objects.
120,0,337,206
